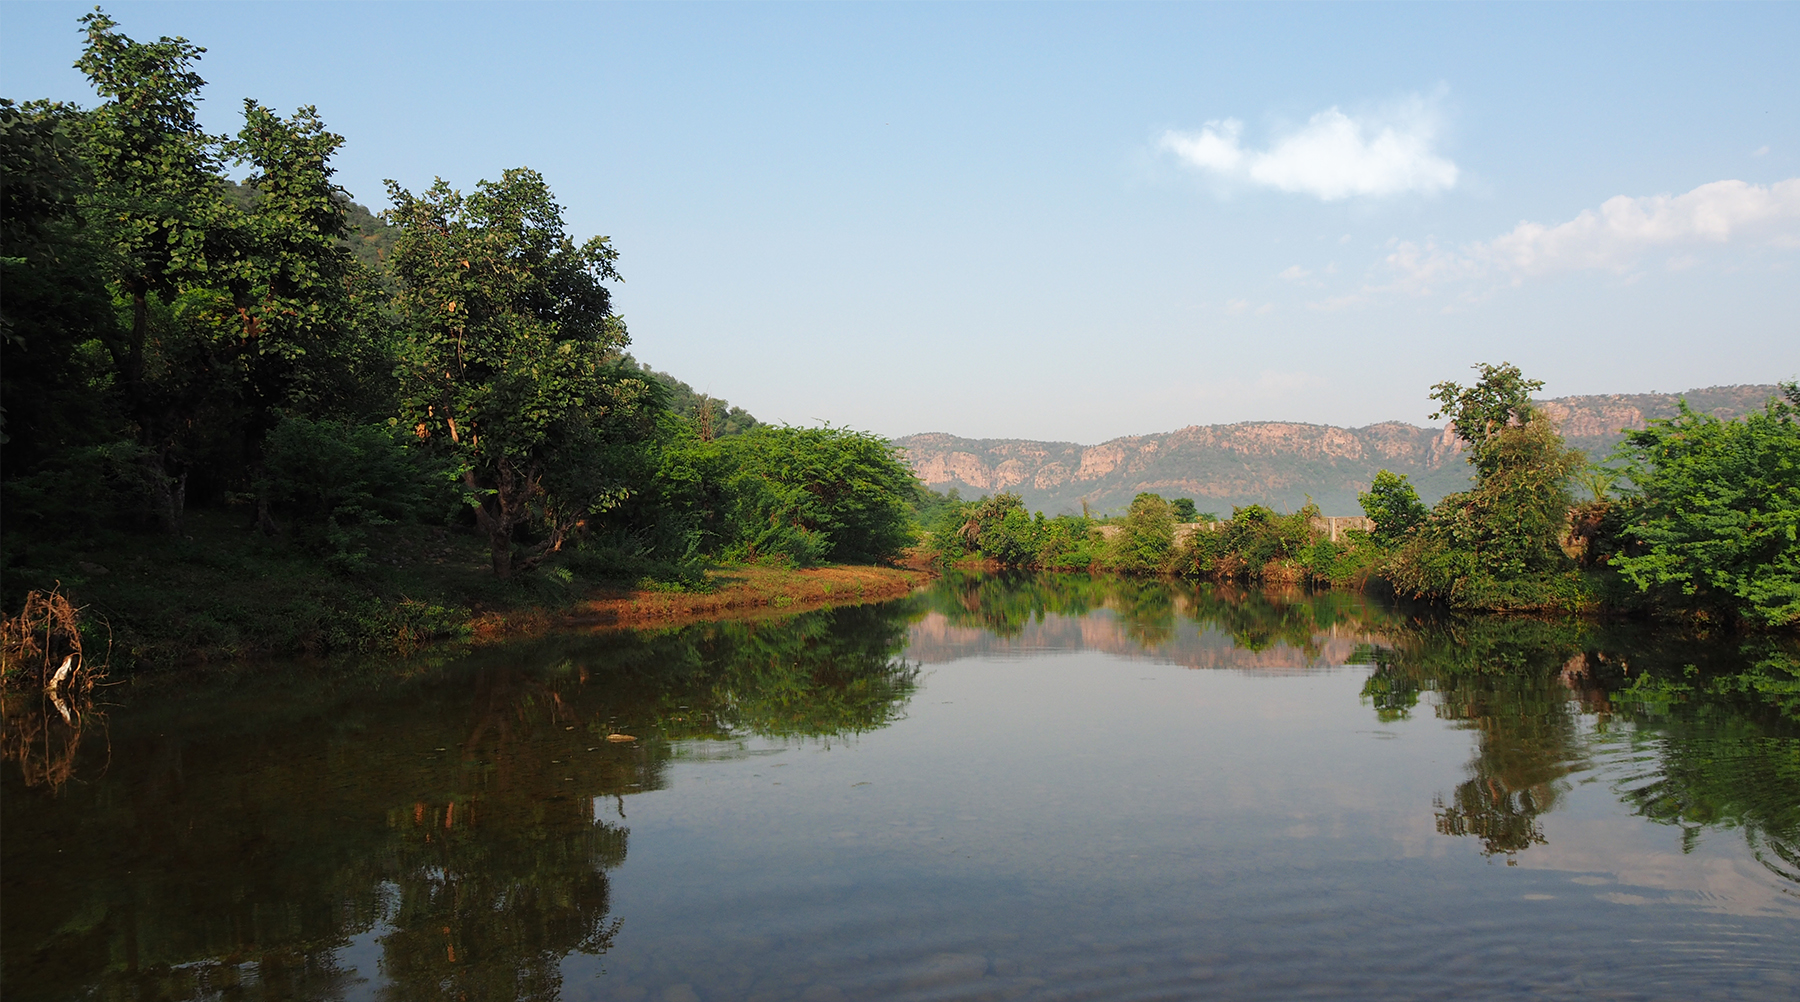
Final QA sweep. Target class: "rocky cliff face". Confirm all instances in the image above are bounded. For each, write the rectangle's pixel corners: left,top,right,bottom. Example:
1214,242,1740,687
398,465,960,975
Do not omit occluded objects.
896,384,1778,517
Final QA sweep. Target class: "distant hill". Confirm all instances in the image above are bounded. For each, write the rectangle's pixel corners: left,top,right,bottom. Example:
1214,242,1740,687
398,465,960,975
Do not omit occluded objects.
629,357,762,438
895,385,1780,517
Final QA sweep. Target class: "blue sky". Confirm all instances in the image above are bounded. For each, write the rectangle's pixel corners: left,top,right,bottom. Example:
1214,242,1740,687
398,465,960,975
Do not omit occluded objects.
5,2,1796,442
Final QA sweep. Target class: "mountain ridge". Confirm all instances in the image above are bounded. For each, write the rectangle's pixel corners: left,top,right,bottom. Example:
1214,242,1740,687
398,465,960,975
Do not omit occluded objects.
895,384,1780,517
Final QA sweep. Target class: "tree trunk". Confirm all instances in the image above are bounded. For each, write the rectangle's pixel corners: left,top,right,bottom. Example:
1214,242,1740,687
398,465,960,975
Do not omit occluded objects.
145,455,186,534
468,464,517,579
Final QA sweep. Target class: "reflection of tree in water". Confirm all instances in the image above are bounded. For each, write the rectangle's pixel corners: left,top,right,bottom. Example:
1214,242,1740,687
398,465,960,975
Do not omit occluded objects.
374,667,629,1002
919,572,1399,656
1186,583,1364,656
1369,615,1800,874
0,689,106,794
1603,640,1800,883
1106,577,1178,648
3,601,922,1001
925,571,1110,638
1365,617,1598,858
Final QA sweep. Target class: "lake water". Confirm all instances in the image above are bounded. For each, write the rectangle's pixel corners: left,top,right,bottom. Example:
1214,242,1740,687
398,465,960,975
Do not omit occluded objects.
5,573,1798,1001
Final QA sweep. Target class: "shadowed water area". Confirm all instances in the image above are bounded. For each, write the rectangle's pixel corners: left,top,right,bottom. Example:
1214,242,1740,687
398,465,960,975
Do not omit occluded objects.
5,573,1799,1001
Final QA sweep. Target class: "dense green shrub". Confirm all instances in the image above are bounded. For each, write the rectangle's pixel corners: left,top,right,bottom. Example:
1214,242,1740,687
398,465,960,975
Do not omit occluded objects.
1111,493,1177,573
716,425,918,566
1610,386,1800,628
1359,470,1429,545
260,416,450,573
1182,503,1321,580
1035,514,1105,570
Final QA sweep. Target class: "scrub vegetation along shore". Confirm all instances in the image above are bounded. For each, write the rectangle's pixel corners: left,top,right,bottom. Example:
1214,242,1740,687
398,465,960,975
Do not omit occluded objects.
927,363,1800,631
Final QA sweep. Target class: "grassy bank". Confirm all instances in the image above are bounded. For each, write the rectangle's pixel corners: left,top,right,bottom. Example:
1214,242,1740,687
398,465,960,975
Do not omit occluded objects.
1,509,932,675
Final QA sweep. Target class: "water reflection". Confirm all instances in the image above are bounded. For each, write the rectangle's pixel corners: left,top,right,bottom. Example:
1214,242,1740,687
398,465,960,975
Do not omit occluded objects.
5,577,1798,1000
913,572,1799,875
1,604,918,1001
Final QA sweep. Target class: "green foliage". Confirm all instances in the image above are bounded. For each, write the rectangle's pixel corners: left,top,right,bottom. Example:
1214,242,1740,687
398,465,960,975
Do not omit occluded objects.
630,358,762,440
910,485,963,533
1359,469,1429,545
259,416,449,573
1034,513,1105,570
1184,503,1323,580
1,9,941,672
0,99,119,471
715,425,919,566
1428,361,1544,475
1392,365,1591,611
918,492,1104,571
387,169,657,578
1610,387,1800,628
1170,497,1199,522
1111,492,1176,572
0,440,170,537
960,493,1032,566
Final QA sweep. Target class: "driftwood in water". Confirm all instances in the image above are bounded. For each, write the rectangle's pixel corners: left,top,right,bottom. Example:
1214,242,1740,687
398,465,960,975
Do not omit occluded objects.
1,587,104,694
1,588,110,791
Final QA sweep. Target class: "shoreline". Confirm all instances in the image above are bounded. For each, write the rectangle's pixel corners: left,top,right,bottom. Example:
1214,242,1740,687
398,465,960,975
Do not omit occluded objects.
470,563,935,639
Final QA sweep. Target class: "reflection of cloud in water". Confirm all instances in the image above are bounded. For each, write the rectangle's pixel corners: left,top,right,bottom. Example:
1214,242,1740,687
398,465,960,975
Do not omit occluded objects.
907,609,1384,674
1522,831,1800,920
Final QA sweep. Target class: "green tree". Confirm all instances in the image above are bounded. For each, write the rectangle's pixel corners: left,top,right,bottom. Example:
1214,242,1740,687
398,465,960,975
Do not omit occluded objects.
1170,497,1199,522
1392,364,1588,609
387,169,655,578
1112,492,1176,572
1610,386,1800,628
0,98,118,473
226,101,380,421
719,425,919,565
72,9,238,528
1359,469,1429,545
1429,361,1543,473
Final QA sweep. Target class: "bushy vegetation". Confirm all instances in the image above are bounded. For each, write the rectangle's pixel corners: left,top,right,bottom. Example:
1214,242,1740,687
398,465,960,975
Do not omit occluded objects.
1609,386,1800,628
1384,365,1592,611
0,11,920,668
927,362,1796,632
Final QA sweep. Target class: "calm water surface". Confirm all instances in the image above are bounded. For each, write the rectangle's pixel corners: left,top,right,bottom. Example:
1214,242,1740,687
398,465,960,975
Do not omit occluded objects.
5,574,1798,1001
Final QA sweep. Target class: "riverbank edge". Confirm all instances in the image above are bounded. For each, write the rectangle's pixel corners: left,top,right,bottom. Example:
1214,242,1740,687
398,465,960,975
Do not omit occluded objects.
470,562,936,639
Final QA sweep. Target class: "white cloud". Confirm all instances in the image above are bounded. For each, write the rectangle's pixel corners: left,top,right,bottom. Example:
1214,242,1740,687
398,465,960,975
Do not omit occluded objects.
1753,145,1770,157
1161,99,1458,201
1377,178,1800,294
1478,178,1800,277
1278,265,1311,281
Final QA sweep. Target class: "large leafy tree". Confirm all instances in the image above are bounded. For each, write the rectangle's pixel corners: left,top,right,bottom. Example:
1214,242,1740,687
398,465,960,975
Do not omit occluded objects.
74,10,231,438
1391,363,1589,609
1611,385,1800,628
387,169,654,578
1359,470,1430,545
1428,361,1543,476
226,101,379,421
0,98,118,473
62,11,377,530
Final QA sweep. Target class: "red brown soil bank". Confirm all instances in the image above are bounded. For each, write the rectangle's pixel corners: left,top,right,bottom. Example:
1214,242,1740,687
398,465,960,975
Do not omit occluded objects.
471,564,932,638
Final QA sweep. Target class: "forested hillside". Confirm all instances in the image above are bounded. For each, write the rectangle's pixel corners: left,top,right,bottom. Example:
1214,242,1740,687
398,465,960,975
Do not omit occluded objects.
897,385,1779,516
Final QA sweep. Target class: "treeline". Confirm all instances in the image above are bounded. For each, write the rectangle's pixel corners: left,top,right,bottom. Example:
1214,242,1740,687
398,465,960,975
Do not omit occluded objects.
1,11,920,614
931,363,1800,632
